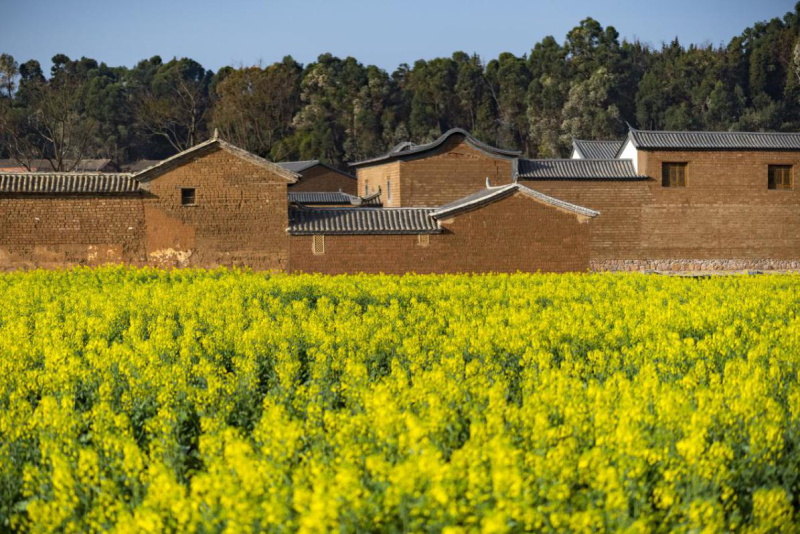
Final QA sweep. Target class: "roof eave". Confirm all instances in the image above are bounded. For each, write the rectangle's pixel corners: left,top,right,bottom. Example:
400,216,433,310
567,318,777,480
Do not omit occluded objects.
134,138,300,184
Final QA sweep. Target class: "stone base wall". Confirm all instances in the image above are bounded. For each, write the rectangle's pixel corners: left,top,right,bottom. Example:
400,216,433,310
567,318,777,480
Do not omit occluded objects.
592,258,800,272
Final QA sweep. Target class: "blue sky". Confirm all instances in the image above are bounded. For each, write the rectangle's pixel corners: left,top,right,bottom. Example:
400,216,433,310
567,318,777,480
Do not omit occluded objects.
0,0,796,74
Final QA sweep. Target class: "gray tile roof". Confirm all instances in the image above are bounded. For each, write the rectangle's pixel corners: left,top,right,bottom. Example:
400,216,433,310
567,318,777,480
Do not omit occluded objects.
517,159,645,179
571,139,624,159
432,183,599,219
627,128,800,151
278,160,356,179
121,159,161,173
288,191,355,205
288,207,441,235
288,190,382,206
0,159,117,172
351,128,521,167
0,173,140,194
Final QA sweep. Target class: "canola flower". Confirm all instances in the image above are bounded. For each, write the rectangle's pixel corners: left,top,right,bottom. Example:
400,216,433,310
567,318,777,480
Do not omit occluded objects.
0,267,798,533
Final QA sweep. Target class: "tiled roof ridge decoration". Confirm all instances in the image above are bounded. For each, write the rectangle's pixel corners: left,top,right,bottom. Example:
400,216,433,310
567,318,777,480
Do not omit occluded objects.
431,183,599,219
571,139,625,159
278,160,356,179
0,172,139,194
133,135,300,185
517,158,646,180
623,127,800,152
350,128,521,168
287,206,442,235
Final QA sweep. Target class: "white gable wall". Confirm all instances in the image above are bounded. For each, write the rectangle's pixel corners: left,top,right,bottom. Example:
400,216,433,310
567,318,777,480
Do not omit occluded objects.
618,139,639,173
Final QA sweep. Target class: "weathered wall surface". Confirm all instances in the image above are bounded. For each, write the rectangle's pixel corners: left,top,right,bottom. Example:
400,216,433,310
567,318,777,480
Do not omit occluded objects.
355,136,515,208
142,147,290,269
528,149,800,270
289,192,591,274
522,180,651,262
356,161,401,206
0,195,145,269
398,136,515,207
288,166,357,194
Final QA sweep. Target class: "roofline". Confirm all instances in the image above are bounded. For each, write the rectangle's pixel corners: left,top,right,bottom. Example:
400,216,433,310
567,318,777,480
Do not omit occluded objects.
286,206,443,235
287,228,443,235
133,136,300,184
431,183,599,220
516,158,648,180
614,135,631,158
349,128,521,168
624,126,800,152
282,160,357,180
0,172,133,177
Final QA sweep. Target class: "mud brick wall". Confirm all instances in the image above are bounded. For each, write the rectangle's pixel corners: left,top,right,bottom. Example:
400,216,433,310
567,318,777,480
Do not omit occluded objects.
141,146,290,269
288,165,357,194
633,149,800,260
0,194,145,269
356,135,514,208
357,161,401,206
289,192,591,274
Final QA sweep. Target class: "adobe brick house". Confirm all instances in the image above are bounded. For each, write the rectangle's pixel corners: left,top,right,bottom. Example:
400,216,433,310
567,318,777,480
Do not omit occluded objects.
1,127,800,273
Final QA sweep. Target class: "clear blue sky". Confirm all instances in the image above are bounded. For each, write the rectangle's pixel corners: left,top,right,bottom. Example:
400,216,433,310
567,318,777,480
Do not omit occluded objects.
0,0,796,74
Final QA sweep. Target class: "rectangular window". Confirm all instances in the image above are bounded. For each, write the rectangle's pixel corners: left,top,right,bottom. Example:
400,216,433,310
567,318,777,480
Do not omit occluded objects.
312,235,325,255
181,188,196,205
387,180,391,201
417,234,429,247
768,165,792,190
662,163,687,188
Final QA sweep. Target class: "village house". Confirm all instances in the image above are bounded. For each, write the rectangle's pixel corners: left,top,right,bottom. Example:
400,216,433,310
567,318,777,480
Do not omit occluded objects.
1,127,799,273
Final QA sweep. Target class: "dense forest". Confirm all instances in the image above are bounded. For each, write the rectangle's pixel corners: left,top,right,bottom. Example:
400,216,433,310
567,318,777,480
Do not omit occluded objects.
2,5,800,170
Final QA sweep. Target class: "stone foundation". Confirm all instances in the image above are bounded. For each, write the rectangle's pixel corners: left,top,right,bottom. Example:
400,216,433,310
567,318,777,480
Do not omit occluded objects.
591,259,800,272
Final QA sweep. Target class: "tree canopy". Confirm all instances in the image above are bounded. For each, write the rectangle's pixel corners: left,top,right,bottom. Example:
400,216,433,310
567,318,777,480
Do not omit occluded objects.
2,4,800,169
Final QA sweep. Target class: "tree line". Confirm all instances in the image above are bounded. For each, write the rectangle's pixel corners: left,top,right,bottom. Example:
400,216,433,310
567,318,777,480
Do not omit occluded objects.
2,6,800,171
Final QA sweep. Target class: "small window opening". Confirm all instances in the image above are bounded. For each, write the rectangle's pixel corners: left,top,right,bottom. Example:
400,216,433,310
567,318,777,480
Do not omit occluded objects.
417,234,430,247
662,163,687,188
313,235,325,255
181,188,196,206
365,181,369,196
768,165,792,190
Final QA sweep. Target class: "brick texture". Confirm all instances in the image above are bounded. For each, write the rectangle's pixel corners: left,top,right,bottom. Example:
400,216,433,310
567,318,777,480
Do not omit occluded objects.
0,195,145,269
288,192,591,274
142,147,290,269
288,165,357,194
356,135,514,207
526,150,800,266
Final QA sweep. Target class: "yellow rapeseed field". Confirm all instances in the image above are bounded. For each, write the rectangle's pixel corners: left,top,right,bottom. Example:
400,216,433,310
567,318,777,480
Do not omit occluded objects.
0,268,798,533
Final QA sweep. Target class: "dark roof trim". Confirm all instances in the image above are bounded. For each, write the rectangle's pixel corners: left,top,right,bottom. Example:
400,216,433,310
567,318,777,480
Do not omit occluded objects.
350,128,521,168
431,183,599,220
0,173,140,194
287,207,442,235
571,139,625,160
624,127,800,152
134,135,299,185
517,158,647,180
288,190,382,206
279,160,356,179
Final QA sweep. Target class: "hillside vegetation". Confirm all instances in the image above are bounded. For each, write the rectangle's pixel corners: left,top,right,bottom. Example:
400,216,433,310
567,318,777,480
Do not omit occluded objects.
3,6,800,167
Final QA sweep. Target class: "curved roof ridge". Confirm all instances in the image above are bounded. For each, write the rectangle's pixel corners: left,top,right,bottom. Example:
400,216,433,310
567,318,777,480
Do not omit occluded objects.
350,128,521,168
